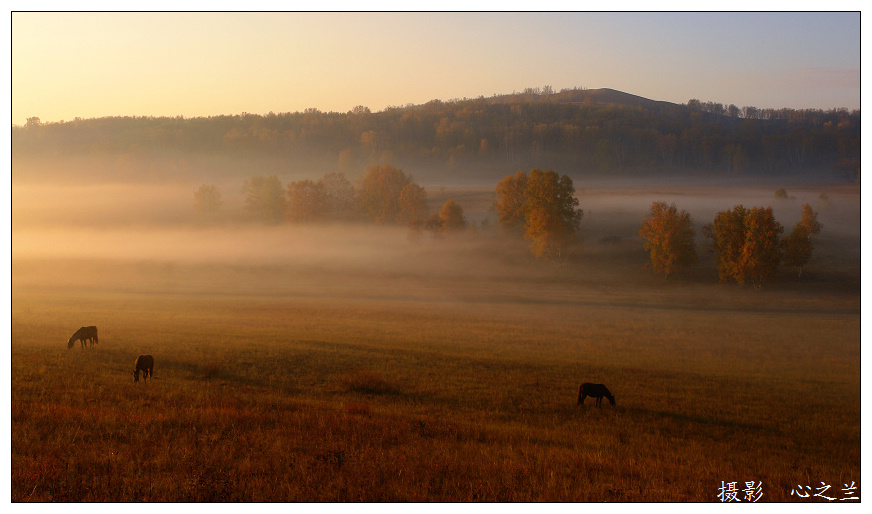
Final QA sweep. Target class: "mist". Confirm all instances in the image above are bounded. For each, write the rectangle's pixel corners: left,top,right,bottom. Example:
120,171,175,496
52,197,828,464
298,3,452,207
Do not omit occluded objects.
13,179,858,318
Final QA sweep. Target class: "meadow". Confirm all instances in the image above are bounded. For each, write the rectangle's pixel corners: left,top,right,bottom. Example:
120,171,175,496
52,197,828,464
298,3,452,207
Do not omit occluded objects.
10,182,861,502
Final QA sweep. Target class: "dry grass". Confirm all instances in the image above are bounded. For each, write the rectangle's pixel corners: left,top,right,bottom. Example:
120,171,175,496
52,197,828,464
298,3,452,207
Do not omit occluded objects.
11,279,860,501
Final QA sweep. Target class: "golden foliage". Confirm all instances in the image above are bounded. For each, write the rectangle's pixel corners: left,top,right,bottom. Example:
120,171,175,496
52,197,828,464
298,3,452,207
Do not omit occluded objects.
494,169,583,260
494,171,528,233
782,203,822,277
285,179,328,222
437,199,467,232
397,183,429,224
707,205,783,288
638,201,697,278
359,164,412,224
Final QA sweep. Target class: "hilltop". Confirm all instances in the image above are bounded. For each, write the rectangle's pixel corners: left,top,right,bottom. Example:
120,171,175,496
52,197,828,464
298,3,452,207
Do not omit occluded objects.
12,87,860,184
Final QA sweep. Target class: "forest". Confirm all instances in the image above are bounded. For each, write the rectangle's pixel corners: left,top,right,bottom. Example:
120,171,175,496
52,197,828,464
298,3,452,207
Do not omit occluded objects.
11,87,861,184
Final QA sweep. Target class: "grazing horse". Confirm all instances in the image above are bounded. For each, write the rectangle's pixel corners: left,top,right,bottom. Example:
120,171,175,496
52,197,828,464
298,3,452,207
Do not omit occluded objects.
133,355,154,383
577,382,615,407
67,326,98,349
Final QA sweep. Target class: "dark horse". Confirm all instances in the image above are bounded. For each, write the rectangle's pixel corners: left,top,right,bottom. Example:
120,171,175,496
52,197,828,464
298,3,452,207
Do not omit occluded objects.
67,326,98,349
133,355,154,383
577,383,615,407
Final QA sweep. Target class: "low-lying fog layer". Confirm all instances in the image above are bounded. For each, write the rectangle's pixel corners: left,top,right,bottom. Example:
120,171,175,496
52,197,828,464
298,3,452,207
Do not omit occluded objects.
12,181,860,271
13,224,452,269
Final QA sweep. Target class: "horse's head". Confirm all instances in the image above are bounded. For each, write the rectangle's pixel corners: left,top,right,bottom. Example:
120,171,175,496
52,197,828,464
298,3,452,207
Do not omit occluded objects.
133,370,140,382
608,395,616,406
67,338,75,349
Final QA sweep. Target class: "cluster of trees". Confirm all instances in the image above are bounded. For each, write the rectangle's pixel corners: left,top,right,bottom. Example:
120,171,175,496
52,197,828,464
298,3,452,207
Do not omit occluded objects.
493,169,583,261
198,161,825,287
638,201,822,288
195,164,467,235
638,202,698,278
14,88,860,181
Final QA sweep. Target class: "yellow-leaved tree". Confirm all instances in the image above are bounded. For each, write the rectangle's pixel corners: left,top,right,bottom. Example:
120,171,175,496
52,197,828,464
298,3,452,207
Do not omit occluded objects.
739,206,784,289
638,201,697,278
358,164,413,224
285,179,327,222
493,170,528,235
705,204,783,288
523,169,583,261
781,203,822,278
494,169,582,261
397,183,430,225
437,199,468,233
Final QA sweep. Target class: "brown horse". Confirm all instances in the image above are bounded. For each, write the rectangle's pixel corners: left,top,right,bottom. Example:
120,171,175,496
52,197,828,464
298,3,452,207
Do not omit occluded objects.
133,355,154,383
577,383,615,407
67,326,98,349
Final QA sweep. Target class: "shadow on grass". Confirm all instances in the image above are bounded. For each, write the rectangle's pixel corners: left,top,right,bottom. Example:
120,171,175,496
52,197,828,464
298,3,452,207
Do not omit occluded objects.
625,405,779,436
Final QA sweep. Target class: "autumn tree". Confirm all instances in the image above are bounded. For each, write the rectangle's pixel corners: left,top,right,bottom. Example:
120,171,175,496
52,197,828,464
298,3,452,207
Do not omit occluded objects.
493,169,583,260
397,183,429,225
638,201,697,278
318,172,356,220
193,184,222,217
705,205,747,284
242,175,285,223
494,170,528,234
740,207,784,288
286,179,327,222
522,169,584,261
781,203,822,278
705,205,783,288
358,164,413,223
437,199,468,233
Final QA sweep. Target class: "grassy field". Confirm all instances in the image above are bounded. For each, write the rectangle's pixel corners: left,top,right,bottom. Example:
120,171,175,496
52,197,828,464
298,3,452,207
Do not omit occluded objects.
10,183,861,502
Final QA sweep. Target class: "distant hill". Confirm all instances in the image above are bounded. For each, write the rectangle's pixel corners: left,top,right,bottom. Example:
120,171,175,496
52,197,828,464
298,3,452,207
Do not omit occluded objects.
12,87,860,184
490,88,680,112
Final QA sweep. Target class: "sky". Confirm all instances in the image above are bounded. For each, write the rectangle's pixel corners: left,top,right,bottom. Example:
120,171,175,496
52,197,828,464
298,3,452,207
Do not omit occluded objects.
10,11,862,126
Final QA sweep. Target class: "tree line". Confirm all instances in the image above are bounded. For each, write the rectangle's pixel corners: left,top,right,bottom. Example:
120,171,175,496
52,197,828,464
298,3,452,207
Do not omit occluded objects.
195,164,469,235
637,201,822,288
14,87,860,181
211,163,823,288
487,167,822,287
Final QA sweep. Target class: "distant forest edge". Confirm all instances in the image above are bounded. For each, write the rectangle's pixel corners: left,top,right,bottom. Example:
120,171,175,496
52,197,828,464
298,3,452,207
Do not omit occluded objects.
12,87,861,183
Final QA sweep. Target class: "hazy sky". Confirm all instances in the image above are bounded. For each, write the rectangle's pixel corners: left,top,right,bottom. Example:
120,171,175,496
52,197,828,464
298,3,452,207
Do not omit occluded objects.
11,11,861,125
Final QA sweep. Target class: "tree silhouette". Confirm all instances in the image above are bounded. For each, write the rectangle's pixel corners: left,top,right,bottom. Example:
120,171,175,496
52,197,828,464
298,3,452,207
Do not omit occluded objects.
193,184,223,217
242,175,285,223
